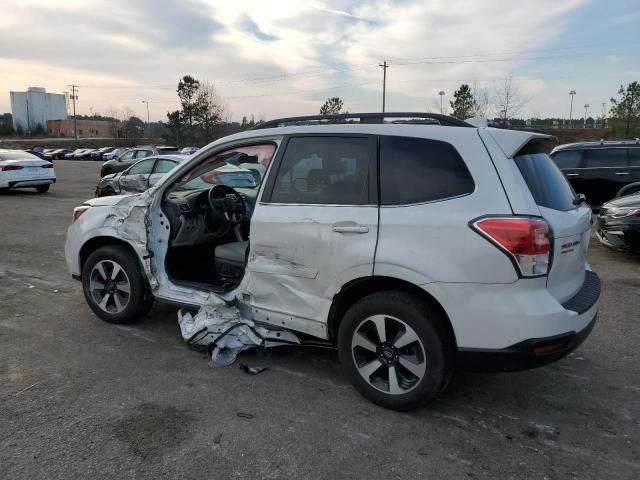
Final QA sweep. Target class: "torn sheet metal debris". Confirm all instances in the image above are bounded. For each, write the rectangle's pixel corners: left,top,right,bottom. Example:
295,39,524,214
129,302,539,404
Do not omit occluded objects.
178,293,301,365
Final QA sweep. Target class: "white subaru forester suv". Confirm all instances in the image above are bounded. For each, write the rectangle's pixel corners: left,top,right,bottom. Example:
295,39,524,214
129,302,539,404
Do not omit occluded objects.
65,113,600,410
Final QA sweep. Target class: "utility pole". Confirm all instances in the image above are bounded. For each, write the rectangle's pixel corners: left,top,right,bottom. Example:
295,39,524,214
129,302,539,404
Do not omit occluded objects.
601,102,606,128
379,60,388,112
142,100,150,138
569,90,576,128
67,84,79,141
438,91,446,114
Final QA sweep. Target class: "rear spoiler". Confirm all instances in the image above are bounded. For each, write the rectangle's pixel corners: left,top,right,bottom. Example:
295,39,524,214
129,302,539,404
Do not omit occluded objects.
485,128,555,159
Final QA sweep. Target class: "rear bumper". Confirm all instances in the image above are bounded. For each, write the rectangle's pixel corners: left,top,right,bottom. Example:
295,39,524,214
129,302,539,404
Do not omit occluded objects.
457,314,596,371
3,178,56,188
455,271,601,372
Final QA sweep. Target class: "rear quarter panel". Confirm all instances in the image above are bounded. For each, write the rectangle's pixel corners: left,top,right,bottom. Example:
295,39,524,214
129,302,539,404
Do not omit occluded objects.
374,128,517,285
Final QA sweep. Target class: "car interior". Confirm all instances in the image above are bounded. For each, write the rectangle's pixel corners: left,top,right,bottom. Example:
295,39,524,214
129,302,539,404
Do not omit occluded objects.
161,144,276,291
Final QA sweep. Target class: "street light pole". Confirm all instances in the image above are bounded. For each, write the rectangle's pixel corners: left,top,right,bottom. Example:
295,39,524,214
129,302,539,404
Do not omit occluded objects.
438,91,445,114
584,104,590,128
141,100,150,139
569,90,576,128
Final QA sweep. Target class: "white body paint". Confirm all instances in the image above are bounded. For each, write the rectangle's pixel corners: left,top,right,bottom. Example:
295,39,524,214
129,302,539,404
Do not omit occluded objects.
65,124,599,349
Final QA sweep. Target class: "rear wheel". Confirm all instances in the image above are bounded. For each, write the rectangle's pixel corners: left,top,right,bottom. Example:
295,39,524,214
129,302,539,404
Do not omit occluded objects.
338,291,453,411
82,246,154,324
35,185,50,193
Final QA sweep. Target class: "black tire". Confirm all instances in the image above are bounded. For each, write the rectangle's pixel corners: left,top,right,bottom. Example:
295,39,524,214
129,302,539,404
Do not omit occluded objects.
338,291,453,411
102,168,114,177
35,185,50,193
81,246,154,324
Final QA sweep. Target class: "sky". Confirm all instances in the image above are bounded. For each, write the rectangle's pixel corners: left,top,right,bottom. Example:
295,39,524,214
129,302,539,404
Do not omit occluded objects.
0,0,638,122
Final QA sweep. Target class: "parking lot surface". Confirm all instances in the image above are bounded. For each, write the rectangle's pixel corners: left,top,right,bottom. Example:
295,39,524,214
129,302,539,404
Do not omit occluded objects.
1,160,639,479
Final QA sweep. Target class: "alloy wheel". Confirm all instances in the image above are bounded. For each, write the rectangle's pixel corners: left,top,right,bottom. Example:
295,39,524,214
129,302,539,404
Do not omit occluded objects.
89,260,131,314
351,314,427,395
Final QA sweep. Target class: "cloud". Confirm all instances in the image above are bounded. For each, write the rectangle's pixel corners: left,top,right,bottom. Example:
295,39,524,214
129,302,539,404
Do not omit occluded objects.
237,13,279,42
2,0,632,121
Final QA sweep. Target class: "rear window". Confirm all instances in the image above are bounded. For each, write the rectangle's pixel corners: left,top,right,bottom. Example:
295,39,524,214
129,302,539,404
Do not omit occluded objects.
0,152,40,161
380,136,474,205
551,150,582,169
515,144,576,212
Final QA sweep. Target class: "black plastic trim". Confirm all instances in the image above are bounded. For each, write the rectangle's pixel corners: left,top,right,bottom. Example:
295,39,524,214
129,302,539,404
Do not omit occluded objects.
457,315,597,372
561,270,601,315
251,112,474,130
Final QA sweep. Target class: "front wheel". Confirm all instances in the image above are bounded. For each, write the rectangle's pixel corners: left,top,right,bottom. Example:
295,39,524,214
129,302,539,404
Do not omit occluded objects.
81,246,154,324
36,185,50,193
338,291,453,411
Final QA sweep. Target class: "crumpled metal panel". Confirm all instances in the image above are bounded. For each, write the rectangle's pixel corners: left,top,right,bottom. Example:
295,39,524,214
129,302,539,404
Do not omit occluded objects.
178,293,301,365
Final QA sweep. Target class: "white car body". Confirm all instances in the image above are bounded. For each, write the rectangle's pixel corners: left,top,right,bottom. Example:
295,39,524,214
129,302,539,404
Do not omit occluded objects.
65,118,600,408
0,149,56,190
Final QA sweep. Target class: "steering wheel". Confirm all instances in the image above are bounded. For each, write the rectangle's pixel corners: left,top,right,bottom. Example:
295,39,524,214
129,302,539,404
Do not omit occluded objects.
207,185,246,224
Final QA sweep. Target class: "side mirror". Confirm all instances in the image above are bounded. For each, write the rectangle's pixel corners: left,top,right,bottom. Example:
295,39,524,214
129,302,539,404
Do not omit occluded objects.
573,193,587,205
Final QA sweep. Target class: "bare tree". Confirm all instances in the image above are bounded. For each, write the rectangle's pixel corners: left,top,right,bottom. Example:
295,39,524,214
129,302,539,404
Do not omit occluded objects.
494,76,529,122
471,81,491,117
195,80,226,143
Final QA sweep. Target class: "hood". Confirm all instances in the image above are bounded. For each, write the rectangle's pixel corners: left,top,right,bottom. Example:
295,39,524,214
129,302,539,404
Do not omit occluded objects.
603,193,640,209
84,194,138,207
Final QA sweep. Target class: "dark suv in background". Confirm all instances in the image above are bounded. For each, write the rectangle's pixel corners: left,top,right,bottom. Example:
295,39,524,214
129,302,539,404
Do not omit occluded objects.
550,140,640,206
100,145,180,177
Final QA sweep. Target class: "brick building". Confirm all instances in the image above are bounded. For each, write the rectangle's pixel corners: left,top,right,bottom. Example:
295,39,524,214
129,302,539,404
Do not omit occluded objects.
47,119,118,138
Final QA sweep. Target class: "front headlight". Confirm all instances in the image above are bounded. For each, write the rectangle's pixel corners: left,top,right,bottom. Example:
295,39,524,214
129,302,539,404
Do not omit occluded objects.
73,205,90,221
607,207,640,218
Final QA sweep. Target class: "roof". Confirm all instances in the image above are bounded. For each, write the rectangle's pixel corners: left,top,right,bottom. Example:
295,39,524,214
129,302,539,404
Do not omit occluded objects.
552,139,640,153
191,119,553,162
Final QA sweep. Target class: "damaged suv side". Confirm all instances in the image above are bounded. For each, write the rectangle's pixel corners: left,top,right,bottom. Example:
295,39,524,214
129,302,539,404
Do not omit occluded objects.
65,113,600,410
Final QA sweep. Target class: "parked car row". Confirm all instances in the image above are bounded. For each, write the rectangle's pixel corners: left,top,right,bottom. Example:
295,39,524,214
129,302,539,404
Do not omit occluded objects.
22,144,196,163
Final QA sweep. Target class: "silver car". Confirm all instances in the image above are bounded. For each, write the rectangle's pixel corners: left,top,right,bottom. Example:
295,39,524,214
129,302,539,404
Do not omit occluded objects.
95,155,188,196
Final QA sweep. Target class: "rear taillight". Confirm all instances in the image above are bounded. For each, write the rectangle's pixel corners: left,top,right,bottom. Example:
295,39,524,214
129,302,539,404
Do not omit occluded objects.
0,165,24,171
471,216,551,277
41,163,54,168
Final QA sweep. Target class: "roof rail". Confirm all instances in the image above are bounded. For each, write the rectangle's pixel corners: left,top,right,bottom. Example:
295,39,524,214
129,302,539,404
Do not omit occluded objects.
251,112,474,130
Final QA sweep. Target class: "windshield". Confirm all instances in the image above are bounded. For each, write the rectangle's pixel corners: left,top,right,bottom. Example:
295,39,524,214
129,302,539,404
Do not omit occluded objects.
175,162,258,190
170,143,276,193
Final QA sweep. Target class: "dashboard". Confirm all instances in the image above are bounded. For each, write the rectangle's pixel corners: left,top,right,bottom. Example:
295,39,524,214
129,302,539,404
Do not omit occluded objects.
163,187,259,247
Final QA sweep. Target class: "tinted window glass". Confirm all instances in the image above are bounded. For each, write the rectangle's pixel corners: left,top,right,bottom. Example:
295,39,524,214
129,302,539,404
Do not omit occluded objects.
380,136,474,205
515,151,576,211
271,137,370,205
135,150,152,159
551,150,582,169
154,159,177,173
583,148,628,168
128,159,155,175
628,148,640,167
119,151,135,161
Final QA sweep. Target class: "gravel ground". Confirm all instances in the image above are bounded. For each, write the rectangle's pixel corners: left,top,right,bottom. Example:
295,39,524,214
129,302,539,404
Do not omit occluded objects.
1,160,639,479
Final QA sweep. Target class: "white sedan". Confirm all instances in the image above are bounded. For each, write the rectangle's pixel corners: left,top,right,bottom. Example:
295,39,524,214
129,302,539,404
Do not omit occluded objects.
0,149,56,192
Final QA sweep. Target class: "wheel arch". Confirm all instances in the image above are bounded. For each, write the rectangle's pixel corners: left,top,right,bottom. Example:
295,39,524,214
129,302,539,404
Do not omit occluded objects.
616,181,640,198
79,236,146,279
327,276,458,348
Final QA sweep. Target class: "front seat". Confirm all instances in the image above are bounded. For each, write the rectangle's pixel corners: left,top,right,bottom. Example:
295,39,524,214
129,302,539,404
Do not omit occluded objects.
214,240,249,281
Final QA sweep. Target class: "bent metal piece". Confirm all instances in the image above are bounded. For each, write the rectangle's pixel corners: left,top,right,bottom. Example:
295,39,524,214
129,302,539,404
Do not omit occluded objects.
178,293,301,365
